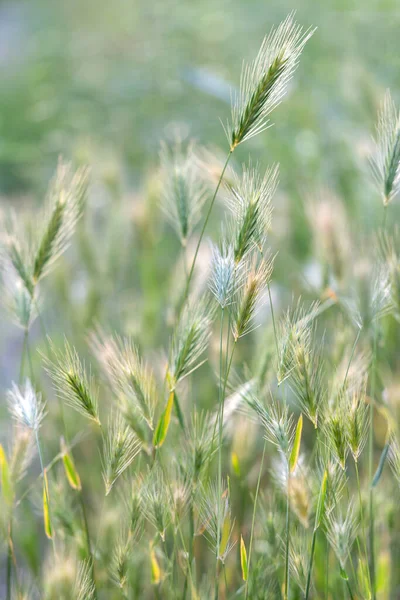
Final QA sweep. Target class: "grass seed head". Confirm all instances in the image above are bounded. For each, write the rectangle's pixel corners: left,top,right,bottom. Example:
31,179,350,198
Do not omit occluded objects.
159,138,207,246
232,254,274,340
226,163,278,263
32,160,89,285
45,338,100,425
370,90,400,206
7,379,46,432
102,411,142,495
326,503,358,568
169,299,213,387
228,14,314,149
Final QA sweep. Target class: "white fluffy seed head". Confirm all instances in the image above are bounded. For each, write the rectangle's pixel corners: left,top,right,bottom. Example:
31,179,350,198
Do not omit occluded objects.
209,242,236,308
7,379,46,431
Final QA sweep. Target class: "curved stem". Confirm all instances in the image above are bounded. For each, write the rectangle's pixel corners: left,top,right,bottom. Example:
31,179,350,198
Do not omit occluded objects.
245,439,267,599
179,151,233,318
305,527,318,600
284,460,290,600
355,461,372,593
80,491,97,599
216,308,225,599
325,537,329,599
369,326,377,600
267,281,279,364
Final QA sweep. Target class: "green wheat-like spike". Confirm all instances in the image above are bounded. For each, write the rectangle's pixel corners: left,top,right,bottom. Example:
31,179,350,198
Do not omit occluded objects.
231,57,286,150
33,197,65,284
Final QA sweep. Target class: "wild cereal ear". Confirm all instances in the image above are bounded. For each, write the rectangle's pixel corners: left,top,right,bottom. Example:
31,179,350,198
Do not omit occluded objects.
33,160,89,286
44,338,100,425
159,139,208,246
370,90,400,206
73,560,96,600
7,379,46,432
227,14,315,150
225,162,279,263
102,411,142,495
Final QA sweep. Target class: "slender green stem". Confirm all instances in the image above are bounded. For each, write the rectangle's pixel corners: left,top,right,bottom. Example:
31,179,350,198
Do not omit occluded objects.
79,491,97,599
369,325,377,600
382,204,388,230
325,537,329,599
215,308,225,600
6,518,12,600
284,460,290,600
267,281,279,362
182,241,189,280
216,316,237,600
345,577,355,600
35,430,56,555
208,329,237,487
179,150,233,318
355,460,372,594
94,494,107,557
19,328,29,383
305,466,326,600
367,198,388,600
223,563,228,594
25,335,34,382
305,527,318,600
182,494,195,600
343,327,362,389
245,439,267,599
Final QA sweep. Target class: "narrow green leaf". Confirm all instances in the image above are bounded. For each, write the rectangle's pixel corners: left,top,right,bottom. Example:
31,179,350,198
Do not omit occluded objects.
231,451,241,477
340,566,349,581
173,390,186,432
0,444,14,506
43,469,54,539
150,545,161,584
220,513,232,559
315,469,328,529
153,390,175,448
240,535,248,581
61,439,81,491
372,442,390,487
289,414,303,473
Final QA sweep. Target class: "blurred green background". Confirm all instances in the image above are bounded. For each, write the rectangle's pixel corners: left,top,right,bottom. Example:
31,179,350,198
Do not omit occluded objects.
1,0,399,193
